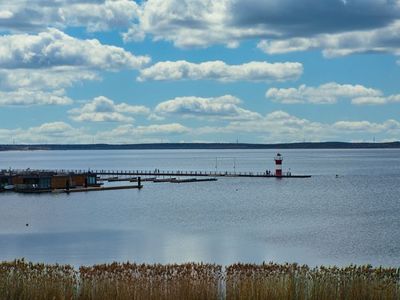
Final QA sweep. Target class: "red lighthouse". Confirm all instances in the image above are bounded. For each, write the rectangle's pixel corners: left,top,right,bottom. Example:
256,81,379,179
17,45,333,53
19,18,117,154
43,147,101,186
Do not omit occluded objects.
274,153,283,177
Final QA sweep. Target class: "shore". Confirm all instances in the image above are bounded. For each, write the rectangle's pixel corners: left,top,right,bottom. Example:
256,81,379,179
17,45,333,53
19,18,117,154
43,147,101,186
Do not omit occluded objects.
1,141,400,152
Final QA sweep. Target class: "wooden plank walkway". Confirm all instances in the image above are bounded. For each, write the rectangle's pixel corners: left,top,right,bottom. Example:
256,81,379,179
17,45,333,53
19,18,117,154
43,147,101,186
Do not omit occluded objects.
8,169,312,179
68,169,311,178
55,185,143,193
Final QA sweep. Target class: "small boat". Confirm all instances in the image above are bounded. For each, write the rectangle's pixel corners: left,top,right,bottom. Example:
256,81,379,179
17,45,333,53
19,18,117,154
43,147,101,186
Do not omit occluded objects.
4,184,14,191
152,178,176,183
171,178,218,183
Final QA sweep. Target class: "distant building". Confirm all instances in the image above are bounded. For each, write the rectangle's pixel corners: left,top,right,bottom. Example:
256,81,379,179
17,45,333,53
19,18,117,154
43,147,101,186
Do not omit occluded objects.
0,170,98,192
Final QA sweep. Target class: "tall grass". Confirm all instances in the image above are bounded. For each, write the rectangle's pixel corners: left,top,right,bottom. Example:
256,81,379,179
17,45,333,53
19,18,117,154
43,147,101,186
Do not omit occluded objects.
226,263,400,300
0,259,399,299
0,259,77,300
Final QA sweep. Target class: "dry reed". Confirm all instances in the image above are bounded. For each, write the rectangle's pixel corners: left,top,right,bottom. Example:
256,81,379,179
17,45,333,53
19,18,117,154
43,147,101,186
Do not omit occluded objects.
226,262,400,300
0,259,399,300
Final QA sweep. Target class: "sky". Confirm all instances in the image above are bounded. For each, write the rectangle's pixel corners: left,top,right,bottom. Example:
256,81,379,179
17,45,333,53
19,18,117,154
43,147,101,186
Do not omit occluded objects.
0,0,399,144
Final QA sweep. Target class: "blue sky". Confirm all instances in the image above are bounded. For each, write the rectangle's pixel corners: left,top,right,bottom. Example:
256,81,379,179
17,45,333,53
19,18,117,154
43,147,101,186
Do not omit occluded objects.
0,0,399,144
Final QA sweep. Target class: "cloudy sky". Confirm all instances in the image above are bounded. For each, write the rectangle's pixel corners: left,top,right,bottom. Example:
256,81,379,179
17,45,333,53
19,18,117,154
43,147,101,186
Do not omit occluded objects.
0,0,400,144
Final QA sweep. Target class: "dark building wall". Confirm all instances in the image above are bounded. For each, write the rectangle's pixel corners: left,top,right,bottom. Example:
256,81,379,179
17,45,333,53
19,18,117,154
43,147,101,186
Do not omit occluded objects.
51,176,71,189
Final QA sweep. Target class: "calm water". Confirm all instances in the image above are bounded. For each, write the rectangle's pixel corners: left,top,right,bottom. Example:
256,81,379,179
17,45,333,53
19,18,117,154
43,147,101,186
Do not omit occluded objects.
0,149,399,267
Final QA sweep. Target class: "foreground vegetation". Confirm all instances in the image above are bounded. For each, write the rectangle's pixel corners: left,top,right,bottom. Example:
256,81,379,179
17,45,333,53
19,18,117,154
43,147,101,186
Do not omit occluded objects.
0,259,399,299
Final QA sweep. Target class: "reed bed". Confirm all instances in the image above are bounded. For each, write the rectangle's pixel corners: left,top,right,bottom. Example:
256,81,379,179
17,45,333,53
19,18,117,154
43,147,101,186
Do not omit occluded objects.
1,259,399,300
226,263,400,300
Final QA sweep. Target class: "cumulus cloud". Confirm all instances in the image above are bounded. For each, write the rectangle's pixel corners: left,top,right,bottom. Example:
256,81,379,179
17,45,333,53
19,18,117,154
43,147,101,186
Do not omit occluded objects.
2,0,399,63
69,96,150,123
155,95,261,120
0,10,13,20
2,0,400,60
0,67,99,91
138,60,303,82
0,28,150,106
224,111,332,142
266,82,383,104
0,28,150,70
1,113,399,144
124,0,400,64
0,89,73,106
124,0,268,48
333,120,400,134
232,0,399,35
195,111,400,143
0,121,190,144
353,94,400,106
119,0,400,50
0,0,139,32
109,123,189,136
122,24,146,43
60,0,140,32
258,21,400,58
95,123,190,143
0,122,90,144
266,82,400,105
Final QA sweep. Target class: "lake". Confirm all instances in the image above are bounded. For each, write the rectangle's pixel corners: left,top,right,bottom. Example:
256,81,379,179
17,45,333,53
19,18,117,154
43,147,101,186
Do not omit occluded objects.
0,149,399,267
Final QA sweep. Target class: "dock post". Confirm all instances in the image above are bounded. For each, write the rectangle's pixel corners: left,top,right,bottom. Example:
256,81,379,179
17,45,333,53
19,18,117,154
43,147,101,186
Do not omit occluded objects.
138,176,142,189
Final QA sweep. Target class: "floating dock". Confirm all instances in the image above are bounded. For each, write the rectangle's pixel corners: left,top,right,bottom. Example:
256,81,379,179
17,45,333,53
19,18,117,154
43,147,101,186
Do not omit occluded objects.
59,184,143,193
171,178,218,183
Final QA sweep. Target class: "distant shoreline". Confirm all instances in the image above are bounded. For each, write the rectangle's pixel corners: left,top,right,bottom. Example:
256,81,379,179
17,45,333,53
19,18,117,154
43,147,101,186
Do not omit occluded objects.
0,141,400,151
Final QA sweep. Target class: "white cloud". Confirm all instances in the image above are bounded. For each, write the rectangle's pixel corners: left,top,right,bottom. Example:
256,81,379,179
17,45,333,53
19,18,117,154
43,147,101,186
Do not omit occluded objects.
0,28,150,106
124,0,274,48
120,0,400,51
0,89,73,106
95,123,190,143
333,120,400,134
0,122,90,144
1,113,399,144
351,97,387,105
351,94,400,105
0,10,13,20
258,20,400,58
120,123,189,135
266,82,383,104
195,111,400,143
258,39,319,55
0,28,150,70
0,67,99,91
122,24,146,43
266,82,400,105
0,121,190,144
2,0,400,60
155,95,261,120
60,0,140,32
226,111,331,142
138,60,303,82
69,96,150,123
0,0,139,32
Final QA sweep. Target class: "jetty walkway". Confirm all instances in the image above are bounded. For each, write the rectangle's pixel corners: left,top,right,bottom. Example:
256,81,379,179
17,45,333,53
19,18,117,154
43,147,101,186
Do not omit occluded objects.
36,169,311,179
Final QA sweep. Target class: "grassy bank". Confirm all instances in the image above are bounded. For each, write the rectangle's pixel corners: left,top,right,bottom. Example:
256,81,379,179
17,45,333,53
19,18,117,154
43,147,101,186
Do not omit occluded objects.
1,259,399,299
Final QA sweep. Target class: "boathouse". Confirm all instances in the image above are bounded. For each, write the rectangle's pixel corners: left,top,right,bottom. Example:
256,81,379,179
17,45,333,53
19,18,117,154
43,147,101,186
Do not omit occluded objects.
0,170,98,192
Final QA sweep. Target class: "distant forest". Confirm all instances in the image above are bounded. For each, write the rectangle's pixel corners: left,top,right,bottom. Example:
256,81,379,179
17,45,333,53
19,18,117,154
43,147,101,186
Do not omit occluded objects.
1,142,400,151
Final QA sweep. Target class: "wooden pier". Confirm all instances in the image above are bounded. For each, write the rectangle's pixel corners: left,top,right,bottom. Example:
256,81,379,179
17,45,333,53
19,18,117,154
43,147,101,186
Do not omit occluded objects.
8,168,311,179
2,168,311,194
89,169,311,179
